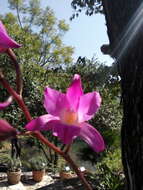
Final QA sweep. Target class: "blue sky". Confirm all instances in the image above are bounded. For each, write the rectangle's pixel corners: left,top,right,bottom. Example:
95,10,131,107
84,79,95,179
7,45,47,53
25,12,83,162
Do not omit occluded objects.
0,0,113,65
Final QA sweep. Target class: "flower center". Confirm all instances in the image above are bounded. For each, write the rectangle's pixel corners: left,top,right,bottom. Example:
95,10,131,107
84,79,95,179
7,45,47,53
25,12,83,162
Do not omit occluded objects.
61,110,78,125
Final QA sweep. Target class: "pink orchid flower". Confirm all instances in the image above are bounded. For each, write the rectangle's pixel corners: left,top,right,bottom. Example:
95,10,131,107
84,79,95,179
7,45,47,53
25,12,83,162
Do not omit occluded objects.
0,20,21,53
25,74,105,152
0,119,17,141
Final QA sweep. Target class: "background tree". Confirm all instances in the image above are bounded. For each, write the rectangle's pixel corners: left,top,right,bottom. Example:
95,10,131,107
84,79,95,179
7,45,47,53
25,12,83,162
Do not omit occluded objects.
71,0,143,189
2,0,74,68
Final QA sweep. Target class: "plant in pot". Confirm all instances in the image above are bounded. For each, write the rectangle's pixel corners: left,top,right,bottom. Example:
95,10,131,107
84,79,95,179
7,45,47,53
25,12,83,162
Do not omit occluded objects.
59,166,76,179
7,157,22,185
59,165,86,179
29,157,46,182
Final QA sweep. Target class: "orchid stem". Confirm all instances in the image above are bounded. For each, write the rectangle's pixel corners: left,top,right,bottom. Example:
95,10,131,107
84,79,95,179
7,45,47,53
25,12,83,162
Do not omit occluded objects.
0,74,92,190
6,48,23,95
0,73,31,121
64,144,72,154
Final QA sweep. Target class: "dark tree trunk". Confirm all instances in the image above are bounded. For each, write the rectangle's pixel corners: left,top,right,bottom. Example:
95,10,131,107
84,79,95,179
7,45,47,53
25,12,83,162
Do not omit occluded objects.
102,0,143,189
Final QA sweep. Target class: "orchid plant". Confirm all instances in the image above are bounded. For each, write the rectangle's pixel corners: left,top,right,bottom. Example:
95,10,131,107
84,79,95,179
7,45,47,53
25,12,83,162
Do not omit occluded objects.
0,20,105,190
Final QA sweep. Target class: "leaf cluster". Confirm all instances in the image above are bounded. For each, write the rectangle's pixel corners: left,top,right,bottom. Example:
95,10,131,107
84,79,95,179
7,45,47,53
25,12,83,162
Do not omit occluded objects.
29,157,46,171
7,157,22,172
70,0,103,20
2,0,74,67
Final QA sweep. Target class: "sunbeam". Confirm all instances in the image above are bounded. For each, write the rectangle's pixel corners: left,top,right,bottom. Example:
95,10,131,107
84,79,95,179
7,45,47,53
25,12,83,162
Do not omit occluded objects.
114,2,143,61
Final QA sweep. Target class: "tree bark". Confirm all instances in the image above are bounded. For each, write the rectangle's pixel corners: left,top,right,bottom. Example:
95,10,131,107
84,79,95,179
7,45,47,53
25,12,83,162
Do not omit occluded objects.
102,0,143,189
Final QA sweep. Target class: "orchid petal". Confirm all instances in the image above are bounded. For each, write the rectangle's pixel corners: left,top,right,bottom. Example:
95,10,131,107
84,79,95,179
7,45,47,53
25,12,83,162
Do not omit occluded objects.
0,119,17,141
78,92,101,122
0,21,21,50
44,87,69,116
79,123,105,152
25,114,59,131
51,121,80,144
66,74,83,111
0,96,13,110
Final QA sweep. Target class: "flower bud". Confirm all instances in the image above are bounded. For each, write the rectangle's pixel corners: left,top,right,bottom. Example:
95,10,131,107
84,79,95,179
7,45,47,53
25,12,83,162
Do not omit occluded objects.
0,119,17,141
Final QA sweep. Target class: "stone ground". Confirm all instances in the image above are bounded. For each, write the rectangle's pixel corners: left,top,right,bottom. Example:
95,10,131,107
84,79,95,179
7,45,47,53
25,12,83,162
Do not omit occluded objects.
0,172,85,190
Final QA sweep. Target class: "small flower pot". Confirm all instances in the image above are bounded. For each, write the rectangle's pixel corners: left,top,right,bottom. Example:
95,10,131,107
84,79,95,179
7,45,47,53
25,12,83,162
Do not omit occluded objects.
7,169,21,185
59,171,75,179
32,169,45,182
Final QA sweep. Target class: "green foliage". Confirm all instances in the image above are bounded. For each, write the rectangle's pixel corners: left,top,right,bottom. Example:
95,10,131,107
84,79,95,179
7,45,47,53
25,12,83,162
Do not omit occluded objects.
7,157,21,172
2,0,74,67
86,164,124,190
101,148,122,172
71,0,103,20
66,56,114,89
95,163,124,190
29,157,46,171
0,153,11,165
8,0,23,10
